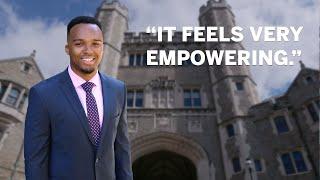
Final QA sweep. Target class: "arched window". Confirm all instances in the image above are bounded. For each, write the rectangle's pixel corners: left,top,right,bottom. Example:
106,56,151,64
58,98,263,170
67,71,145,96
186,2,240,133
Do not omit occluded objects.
226,124,235,137
0,80,28,109
273,115,290,134
6,87,20,106
183,88,201,107
127,89,144,108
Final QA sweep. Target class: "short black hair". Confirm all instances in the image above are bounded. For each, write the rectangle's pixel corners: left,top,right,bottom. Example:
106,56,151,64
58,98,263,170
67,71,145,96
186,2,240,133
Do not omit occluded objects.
67,16,103,35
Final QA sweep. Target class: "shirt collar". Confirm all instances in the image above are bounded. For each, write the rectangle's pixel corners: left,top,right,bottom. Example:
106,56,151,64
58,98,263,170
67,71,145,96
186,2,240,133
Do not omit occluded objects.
68,66,101,89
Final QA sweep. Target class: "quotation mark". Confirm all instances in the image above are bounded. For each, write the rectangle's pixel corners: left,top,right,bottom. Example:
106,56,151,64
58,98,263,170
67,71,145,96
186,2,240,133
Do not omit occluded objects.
291,50,301,57
289,50,302,65
146,26,157,34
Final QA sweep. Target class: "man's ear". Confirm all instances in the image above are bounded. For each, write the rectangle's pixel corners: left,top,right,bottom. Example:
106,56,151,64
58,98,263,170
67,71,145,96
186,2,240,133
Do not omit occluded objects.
65,44,70,55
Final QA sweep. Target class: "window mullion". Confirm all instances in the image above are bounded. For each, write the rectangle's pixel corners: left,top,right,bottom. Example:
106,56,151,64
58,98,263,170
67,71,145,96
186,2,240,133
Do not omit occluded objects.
15,88,25,108
191,89,194,107
290,152,298,173
1,83,12,103
133,90,136,107
158,89,161,107
166,89,169,108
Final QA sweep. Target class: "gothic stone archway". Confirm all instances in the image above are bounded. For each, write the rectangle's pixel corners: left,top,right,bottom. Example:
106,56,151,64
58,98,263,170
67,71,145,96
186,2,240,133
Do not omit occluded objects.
131,132,211,180
133,150,197,180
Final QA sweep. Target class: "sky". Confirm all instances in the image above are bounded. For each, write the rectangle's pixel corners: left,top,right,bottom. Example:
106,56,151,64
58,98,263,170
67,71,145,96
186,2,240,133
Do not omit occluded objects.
0,0,318,99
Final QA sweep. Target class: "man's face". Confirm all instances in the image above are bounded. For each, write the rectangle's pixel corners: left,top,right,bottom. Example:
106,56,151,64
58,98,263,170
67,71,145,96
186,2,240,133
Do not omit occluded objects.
65,23,103,76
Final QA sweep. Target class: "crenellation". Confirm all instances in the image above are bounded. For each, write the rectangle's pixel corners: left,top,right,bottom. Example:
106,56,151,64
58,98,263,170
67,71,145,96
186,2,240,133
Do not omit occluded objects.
200,0,230,12
99,0,128,14
123,31,203,45
199,0,234,22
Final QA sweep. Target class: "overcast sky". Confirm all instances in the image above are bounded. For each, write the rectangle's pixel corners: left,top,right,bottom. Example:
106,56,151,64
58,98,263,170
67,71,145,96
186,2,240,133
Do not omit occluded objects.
0,0,318,99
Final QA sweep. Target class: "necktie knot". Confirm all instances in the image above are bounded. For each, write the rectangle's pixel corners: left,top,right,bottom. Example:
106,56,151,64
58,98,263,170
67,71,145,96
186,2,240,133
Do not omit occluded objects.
81,81,95,93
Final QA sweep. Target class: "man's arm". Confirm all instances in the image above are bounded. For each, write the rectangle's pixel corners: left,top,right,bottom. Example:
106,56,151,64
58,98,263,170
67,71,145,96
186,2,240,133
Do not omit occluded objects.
114,84,133,180
24,87,50,180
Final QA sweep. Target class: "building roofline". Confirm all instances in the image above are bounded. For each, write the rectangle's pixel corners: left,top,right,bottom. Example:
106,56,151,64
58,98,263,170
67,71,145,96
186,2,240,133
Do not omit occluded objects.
0,51,45,80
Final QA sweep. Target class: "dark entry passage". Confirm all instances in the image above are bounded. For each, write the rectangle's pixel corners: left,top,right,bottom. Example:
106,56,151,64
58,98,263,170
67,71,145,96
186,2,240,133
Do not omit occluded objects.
133,151,197,180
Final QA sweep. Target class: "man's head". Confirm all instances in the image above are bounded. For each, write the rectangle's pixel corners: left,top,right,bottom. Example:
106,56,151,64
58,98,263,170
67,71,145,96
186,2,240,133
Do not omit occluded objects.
65,16,104,80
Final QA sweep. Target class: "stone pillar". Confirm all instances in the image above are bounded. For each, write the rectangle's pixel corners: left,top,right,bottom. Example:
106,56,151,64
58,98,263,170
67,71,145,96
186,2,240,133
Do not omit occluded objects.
1,83,12,103
96,1,128,77
15,88,25,108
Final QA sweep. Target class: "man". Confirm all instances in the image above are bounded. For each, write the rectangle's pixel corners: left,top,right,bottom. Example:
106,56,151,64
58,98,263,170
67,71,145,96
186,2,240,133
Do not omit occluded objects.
24,16,133,180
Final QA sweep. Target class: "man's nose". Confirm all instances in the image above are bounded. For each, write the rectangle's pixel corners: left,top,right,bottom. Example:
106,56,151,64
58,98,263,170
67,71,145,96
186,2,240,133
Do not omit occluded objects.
83,44,93,53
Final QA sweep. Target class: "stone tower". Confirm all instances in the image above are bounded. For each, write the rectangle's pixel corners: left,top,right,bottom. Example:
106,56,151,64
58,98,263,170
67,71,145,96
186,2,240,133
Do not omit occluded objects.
95,0,128,77
199,0,260,179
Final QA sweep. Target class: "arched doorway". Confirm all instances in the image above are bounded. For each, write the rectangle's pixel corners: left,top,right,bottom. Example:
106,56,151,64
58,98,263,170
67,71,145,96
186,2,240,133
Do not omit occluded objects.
133,150,197,180
131,132,212,180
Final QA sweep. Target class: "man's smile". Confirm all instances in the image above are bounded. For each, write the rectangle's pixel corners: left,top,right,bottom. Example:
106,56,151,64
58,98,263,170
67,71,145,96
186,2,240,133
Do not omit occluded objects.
80,57,96,65
81,57,95,61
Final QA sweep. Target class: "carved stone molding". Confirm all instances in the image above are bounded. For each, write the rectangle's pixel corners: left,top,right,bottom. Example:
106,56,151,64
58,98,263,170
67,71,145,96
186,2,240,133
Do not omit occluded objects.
188,119,203,133
131,132,208,164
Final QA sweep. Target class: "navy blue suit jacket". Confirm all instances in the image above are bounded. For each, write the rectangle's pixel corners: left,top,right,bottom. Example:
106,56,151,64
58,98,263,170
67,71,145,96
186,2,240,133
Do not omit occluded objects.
24,69,133,180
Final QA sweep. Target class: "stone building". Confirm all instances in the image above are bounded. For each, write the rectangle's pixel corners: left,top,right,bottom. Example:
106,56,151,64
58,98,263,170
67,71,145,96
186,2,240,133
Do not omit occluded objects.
245,63,319,180
0,51,43,179
0,0,318,180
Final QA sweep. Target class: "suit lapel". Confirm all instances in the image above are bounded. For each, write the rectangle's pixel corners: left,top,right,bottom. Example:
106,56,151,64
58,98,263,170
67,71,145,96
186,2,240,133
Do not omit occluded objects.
97,74,116,155
59,69,96,145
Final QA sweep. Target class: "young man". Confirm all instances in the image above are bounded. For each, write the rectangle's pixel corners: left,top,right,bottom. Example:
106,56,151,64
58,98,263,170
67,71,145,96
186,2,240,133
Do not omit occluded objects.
24,16,133,180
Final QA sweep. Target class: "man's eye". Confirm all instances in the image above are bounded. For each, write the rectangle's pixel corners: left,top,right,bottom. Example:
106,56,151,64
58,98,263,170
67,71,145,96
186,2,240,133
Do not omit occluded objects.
93,43,101,46
74,43,82,46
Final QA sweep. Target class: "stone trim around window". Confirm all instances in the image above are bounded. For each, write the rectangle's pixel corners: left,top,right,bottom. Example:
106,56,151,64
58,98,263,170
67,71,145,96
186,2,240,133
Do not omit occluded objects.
277,149,312,176
302,99,319,132
269,110,293,135
127,89,144,108
0,80,28,111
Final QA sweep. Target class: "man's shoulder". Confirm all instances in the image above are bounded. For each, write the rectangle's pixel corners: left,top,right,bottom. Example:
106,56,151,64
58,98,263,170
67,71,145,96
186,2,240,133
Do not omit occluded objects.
99,73,125,89
31,70,66,93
